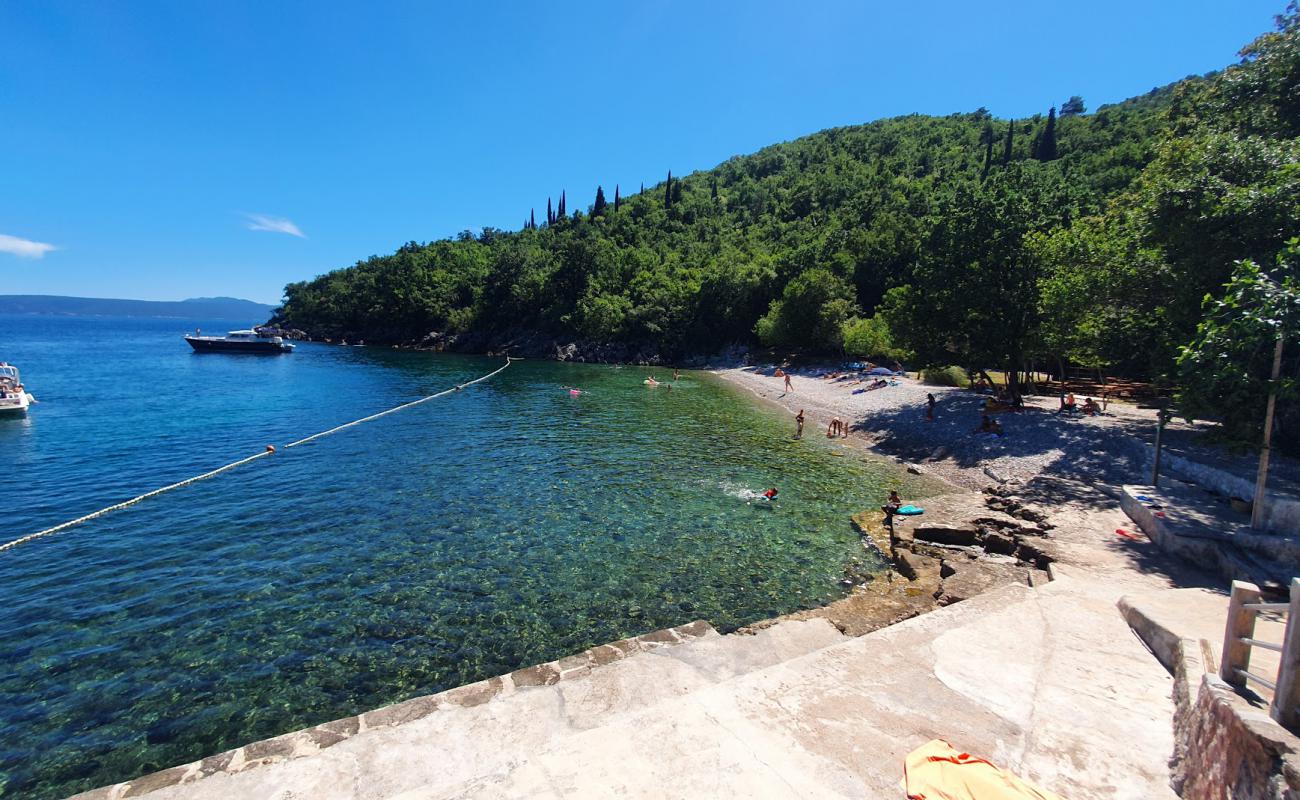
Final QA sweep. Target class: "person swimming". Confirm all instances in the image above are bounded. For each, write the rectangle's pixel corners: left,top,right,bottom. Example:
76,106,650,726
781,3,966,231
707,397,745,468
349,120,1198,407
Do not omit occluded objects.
762,487,778,501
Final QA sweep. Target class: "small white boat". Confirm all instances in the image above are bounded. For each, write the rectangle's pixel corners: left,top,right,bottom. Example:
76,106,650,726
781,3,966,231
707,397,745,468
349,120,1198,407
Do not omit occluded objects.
0,363,34,416
184,329,295,354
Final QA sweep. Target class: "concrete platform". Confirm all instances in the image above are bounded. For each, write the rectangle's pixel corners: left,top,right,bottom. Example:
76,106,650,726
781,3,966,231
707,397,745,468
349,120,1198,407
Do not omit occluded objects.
82,574,1178,800
1120,587,1284,704
1122,483,1300,587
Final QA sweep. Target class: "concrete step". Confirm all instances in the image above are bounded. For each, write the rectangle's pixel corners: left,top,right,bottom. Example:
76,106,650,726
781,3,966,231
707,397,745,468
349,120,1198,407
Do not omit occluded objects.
1122,483,1298,589
74,618,848,800
418,578,1178,800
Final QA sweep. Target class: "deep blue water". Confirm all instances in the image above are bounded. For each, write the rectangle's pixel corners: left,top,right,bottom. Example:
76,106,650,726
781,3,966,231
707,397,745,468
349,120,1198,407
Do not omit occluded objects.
0,314,937,798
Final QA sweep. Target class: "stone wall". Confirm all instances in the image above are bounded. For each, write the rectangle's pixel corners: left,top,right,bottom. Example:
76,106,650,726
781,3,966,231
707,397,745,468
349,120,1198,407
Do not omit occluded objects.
1168,635,1300,799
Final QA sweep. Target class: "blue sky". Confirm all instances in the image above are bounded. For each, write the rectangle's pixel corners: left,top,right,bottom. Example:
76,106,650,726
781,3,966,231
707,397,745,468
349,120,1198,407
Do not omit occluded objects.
0,1,1285,305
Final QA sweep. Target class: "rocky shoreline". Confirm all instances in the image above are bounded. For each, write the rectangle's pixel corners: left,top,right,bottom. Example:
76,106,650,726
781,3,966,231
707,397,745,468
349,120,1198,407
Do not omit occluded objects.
260,322,745,366
746,478,1057,637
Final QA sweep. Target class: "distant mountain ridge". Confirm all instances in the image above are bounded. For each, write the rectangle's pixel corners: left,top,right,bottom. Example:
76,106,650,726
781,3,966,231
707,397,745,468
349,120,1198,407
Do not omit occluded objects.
0,295,275,320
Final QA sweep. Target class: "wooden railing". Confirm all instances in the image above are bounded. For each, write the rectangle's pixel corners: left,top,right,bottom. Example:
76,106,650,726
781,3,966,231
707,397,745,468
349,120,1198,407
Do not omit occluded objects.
1221,578,1300,727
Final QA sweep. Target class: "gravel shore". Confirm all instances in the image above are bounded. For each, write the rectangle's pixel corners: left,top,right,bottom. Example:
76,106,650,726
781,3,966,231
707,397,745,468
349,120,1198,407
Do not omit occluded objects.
713,364,1164,490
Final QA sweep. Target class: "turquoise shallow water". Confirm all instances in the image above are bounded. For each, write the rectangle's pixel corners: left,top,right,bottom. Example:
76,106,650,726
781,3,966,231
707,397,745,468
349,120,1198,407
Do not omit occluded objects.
0,314,938,799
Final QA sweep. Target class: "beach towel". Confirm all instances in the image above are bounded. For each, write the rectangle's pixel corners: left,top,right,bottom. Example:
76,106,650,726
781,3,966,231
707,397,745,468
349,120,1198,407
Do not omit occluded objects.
903,740,1063,800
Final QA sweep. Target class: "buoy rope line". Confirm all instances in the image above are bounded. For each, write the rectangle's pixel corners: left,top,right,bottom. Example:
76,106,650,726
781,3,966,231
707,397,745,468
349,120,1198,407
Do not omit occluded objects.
1,358,514,554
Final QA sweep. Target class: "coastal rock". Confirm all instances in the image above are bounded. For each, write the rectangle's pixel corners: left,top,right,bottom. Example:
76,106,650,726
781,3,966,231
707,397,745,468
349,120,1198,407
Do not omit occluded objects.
906,463,925,475
981,531,1018,556
936,559,1029,606
913,524,979,547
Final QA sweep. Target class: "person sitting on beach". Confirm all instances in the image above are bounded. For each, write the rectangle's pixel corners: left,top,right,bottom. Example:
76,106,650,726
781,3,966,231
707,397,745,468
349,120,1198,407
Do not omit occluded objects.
1058,392,1077,414
881,490,903,517
974,413,995,433
1081,397,1100,416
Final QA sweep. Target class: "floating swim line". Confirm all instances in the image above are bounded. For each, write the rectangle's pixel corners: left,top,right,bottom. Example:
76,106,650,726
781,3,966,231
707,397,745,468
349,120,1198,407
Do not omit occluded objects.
1,357,514,554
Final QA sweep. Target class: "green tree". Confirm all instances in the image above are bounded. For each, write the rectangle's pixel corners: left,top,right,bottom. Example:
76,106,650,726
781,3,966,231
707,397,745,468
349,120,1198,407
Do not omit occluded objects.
1060,96,1086,116
593,186,607,216
755,269,857,350
1177,241,1300,449
1035,107,1058,161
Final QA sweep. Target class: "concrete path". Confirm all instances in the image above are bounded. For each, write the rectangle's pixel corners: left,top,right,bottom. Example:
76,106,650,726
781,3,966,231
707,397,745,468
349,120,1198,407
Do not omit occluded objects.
413,575,1177,800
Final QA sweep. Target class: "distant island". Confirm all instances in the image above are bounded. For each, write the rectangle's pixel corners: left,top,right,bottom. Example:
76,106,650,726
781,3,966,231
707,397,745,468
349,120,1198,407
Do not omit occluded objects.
0,295,275,320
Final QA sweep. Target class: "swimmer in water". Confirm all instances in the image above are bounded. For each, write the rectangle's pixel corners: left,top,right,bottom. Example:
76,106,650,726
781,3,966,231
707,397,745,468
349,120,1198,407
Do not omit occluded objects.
674,368,680,381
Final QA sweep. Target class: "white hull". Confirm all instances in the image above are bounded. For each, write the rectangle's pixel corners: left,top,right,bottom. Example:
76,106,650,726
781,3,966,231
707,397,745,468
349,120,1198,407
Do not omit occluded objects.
0,393,30,416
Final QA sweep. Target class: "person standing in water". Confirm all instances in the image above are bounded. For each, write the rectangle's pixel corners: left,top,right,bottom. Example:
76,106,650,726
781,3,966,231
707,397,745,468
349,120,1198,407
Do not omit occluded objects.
795,409,805,438
674,368,680,381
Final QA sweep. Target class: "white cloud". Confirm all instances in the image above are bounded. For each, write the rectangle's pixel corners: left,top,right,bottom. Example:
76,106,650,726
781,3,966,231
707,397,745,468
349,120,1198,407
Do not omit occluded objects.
243,213,306,238
0,234,57,259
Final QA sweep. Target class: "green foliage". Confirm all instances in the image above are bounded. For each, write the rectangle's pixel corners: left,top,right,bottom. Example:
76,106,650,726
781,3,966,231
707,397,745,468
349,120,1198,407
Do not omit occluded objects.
842,314,903,359
273,3,1297,442
921,366,970,387
277,91,1176,355
1177,241,1300,449
755,269,855,350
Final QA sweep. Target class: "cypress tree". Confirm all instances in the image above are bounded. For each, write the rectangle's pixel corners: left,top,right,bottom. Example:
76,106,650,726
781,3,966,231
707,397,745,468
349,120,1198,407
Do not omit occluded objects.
559,191,566,218
530,208,536,229
593,185,607,216
981,120,994,181
671,178,682,204
664,171,673,209
640,182,644,194
1037,106,1058,161
1002,120,1014,164
547,198,554,226
614,184,621,212
711,177,718,200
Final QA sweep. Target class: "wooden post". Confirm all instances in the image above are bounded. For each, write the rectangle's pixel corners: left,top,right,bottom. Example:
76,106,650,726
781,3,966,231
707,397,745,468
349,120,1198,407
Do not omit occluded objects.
1271,578,1300,727
1222,580,1262,686
1252,337,1285,531
1151,406,1168,488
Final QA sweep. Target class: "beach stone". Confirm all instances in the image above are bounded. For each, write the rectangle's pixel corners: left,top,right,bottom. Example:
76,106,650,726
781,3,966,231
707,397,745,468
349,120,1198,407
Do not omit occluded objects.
906,463,925,475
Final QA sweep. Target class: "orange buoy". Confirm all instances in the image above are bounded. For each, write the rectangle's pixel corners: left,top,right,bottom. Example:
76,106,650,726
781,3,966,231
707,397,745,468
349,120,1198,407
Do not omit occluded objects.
266,445,276,454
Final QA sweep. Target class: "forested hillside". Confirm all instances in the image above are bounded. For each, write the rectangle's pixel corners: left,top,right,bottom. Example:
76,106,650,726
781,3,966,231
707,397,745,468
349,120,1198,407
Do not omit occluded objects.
273,87,1177,356
276,7,1300,446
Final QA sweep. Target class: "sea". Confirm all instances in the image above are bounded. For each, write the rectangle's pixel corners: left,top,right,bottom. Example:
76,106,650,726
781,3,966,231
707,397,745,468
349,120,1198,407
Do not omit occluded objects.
0,313,937,799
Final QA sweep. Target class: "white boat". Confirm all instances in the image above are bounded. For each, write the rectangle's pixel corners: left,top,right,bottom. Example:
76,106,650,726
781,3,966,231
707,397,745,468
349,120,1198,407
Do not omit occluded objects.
184,329,295,354
0,363,33,416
